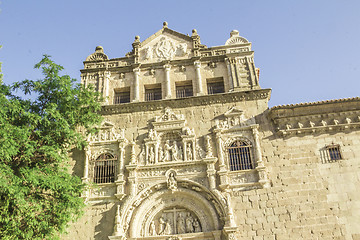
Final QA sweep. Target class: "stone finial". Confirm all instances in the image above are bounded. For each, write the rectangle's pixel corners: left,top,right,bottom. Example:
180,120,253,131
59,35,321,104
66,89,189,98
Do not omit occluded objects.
163,21,168,28
95,46,104,52
230,30,239,38
134,35,140,43
192,29,198,36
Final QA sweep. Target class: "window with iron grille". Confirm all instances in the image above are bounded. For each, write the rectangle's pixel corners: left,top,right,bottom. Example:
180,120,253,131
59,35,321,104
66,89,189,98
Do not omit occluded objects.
94,153,117,184
326,144,342,161
227,140,254,171
144,85,162,101
176,82,193,98
207,78,225,95
114,88,130,104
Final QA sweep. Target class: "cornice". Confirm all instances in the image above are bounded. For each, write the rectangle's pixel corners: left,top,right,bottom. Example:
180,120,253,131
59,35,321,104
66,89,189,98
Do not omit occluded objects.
269,97,360,137
100,89,271,115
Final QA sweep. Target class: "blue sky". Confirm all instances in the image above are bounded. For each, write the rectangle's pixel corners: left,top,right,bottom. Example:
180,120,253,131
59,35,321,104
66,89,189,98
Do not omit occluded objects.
0,0,359,107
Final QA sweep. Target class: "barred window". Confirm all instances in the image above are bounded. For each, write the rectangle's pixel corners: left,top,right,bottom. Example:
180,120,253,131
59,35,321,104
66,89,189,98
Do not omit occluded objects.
176,82,193,98
114,88,130,104
227,140,253,171
94,153,117,184
326,144,342,161
207,78,225,95
145,85,162,101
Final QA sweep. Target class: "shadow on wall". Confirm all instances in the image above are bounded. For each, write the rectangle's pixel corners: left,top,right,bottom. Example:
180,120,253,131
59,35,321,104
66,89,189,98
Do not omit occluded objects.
95,203,116,240
70,148,85,178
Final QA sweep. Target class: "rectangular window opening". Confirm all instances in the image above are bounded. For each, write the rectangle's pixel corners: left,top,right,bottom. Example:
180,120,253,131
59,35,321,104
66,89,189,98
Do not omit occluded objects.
114,88,130,104
326,144,342,162
176,81,193,98
145,84,162,101
207,77,225,95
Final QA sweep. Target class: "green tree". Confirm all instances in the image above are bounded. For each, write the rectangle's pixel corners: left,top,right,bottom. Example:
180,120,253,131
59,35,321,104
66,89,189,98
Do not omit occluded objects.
0,55,102,239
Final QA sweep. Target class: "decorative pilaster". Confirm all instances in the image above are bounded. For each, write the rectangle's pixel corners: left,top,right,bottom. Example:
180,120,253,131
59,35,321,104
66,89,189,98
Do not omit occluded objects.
132,67,140,102
115,139,127,200
194,61,204,96
163,63,171,99
251,125,270,188
225,58,234,91
246,56,258,89
127,141,138,196
104,71,111,103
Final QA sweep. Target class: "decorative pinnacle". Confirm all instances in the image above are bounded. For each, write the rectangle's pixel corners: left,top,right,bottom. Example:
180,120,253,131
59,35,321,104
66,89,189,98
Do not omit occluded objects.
134,35,140,42
230,30,239,37
192,29,198,36
163,21,168,28
95,46,104,52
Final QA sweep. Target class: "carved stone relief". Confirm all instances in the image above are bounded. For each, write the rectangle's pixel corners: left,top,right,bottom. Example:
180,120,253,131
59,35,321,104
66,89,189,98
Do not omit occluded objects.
88,121,126,143
142,36,188,61
148,208,202,236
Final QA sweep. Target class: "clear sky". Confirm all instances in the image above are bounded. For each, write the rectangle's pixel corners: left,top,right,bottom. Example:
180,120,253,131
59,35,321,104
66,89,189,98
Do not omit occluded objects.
0,0,359,107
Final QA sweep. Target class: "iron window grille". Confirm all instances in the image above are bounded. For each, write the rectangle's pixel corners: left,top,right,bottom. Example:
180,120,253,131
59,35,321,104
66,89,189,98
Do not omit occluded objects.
145,86,162,101
326,144,342,161
114,90,130,104
207,79,225,95
176,84,193,98
227,140,254,171
94,153,117,184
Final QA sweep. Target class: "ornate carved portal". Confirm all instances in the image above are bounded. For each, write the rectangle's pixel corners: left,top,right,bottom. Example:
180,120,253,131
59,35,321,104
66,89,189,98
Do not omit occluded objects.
110,181,227,240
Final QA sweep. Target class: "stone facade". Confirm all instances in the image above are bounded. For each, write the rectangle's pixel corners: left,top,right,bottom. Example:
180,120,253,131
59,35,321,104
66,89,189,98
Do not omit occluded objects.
65,23,360,240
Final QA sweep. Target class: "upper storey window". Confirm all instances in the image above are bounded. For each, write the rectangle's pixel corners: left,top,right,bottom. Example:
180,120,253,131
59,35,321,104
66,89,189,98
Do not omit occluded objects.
227,140,254,171
207,77,225,95
176,81,193,98
94,153,117,184
114,88,130,104
145,84,162,101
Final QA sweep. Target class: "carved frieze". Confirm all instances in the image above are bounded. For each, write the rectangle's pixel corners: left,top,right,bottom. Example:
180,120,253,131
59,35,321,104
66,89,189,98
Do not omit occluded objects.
88,121,126,144
270,105,360,137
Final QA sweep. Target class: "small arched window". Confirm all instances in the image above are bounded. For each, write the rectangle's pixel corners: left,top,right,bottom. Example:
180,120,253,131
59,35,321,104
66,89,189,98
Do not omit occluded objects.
227,140,253,171
94,153,117,184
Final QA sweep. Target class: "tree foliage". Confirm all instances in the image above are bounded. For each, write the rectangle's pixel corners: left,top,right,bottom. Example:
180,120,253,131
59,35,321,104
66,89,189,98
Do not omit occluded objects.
0,55,102,239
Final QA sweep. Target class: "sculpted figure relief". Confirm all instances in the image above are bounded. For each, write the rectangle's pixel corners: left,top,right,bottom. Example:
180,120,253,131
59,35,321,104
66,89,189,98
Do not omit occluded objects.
149,220,156,236
186,142,193,161
185,213,194,233
167,172,178,192
177,214,186,234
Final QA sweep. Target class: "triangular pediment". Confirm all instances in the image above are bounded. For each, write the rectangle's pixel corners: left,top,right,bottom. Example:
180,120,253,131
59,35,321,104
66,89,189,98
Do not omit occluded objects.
100,121,115,129
224,107,244,117
139,27,193,63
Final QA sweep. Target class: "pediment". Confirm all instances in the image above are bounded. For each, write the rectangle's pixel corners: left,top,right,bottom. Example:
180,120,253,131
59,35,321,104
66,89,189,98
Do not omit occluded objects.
100,121,115,129
140,27,193,63
224,107,244,117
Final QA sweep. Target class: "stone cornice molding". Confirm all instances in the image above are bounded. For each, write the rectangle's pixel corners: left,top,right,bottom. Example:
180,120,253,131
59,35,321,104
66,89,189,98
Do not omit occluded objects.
269,97,360,136
100,89,271,115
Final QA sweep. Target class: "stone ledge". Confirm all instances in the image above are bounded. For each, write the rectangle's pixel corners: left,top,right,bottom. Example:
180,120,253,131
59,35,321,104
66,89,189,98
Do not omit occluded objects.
100,89,271,115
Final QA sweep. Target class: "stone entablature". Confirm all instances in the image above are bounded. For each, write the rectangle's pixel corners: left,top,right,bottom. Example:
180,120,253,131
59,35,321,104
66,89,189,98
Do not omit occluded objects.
100,89,271,115
269,97,360,136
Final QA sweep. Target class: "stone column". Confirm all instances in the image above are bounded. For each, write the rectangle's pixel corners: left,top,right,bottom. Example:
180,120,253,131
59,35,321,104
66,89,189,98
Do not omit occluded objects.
133,68,140,102
194,61,204,96
164,64,171,99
